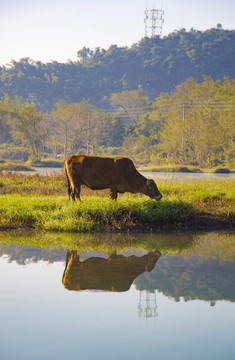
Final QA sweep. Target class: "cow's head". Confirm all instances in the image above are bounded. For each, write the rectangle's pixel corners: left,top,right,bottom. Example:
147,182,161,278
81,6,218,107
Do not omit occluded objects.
146,179,162,201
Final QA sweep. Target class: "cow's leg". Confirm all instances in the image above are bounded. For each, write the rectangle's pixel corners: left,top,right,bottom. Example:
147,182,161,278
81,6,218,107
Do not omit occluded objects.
70,185,79,201
71,190,76,201
68,182,71,200
75,183,81,201
110,186,117,200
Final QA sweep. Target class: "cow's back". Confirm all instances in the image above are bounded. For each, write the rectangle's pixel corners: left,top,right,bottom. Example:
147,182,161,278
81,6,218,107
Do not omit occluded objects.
113,157,138,177
67,155,137,179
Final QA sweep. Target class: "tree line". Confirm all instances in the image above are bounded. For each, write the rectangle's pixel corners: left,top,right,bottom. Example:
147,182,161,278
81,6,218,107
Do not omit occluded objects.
0,28,234,112
0,77,234,167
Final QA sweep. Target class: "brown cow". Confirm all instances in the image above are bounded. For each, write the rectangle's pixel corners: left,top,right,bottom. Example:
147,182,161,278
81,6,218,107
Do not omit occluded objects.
64,155,162,201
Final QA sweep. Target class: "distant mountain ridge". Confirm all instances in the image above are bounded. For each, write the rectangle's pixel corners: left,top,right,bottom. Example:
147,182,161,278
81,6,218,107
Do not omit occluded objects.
0,28,234,111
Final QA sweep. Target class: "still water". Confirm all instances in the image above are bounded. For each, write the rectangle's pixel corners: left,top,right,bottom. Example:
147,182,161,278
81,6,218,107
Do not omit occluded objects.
0,231,235,360
13,166,235,181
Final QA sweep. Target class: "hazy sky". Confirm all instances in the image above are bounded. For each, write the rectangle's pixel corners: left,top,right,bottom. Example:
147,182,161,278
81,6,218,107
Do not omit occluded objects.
1,0,234,65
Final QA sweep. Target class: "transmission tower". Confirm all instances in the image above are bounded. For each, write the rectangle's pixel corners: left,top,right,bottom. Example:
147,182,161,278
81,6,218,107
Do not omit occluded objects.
144,7,164,37
138,290,158,318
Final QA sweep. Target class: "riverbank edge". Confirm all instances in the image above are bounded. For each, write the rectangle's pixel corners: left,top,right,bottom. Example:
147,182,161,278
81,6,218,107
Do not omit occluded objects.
1,214,234,233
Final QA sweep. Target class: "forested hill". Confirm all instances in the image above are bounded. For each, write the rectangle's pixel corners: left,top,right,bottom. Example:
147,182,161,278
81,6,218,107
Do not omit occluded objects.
1,28,234,112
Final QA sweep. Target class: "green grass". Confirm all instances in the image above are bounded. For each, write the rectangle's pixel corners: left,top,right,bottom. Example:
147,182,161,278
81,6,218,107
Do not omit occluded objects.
0,171,234,232
0,195,193,231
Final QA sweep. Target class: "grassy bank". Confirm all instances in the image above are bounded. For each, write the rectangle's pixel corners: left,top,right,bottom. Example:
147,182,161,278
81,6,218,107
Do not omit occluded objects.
29,160,64,168
0,171,234,232
0,159,63,171
138,165,235,173
0,195,193,231
0,161,34,171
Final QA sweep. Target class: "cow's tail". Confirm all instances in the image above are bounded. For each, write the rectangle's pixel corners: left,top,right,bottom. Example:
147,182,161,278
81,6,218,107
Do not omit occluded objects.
64,160,71,200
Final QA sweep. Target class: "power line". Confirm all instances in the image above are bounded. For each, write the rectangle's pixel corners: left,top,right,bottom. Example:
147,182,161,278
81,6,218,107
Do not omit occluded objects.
100,101,235,115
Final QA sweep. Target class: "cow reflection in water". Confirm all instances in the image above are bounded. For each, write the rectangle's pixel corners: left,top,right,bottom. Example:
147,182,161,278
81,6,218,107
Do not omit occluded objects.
62,251,161,292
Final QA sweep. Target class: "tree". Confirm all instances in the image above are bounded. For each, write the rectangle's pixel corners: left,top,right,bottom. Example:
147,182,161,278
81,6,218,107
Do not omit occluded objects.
51,101,85,159
51,100,114,159
4,96,46,161
77,47,93,64
212,78,235,165
157,77,235,166
110,89,149,127
0,100,12,144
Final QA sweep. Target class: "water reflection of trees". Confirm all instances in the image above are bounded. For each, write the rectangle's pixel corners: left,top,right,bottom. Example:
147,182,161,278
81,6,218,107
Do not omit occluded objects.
0,243,66,265
135,255,235,303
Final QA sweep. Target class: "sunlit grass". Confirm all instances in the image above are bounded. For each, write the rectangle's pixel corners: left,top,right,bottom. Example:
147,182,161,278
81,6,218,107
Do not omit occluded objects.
0,171,234,231
0,194,193,231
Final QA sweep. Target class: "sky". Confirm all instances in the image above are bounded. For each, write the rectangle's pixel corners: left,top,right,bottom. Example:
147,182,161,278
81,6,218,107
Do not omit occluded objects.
0,0,234,66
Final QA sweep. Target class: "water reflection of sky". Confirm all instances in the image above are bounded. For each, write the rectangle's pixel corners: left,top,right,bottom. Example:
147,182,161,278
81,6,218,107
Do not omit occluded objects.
0,231,235,360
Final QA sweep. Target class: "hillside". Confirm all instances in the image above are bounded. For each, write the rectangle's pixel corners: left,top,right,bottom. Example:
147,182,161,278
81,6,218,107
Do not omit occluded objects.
0,28,234,112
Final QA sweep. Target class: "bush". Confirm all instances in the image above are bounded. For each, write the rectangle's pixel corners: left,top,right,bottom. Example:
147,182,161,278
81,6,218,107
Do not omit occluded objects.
214,168,230,174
